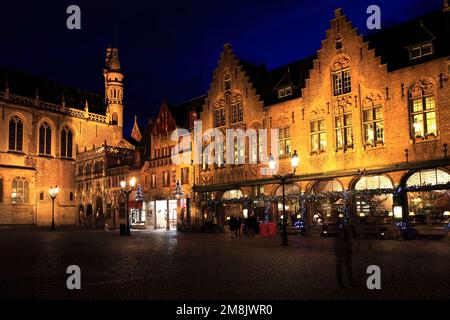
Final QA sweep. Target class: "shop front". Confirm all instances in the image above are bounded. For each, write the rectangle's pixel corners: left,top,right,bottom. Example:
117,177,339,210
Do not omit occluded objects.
405,168,450,226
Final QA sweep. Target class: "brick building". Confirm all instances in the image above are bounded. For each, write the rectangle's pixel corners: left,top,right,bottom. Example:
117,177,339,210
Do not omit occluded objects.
142,5,450,235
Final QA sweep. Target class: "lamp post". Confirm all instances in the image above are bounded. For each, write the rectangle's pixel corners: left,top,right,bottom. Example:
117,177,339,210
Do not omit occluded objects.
174,179,184,228
268,150,299,246
120,177,136,235
49,186,60,231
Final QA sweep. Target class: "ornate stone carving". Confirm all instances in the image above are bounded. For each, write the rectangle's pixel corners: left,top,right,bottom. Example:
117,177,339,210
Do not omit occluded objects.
362,92,383,109
332,54,350,71
409,78,435,98
309,106,326,119
333,95,353,113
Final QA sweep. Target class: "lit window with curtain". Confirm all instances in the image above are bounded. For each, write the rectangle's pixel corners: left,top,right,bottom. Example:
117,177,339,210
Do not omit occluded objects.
39,122,52,155
335,112,353,150
9,116,23,152
310,119,326,153
363,105,384,146
61,126,73,158
409,79,437,140
278,127,291,158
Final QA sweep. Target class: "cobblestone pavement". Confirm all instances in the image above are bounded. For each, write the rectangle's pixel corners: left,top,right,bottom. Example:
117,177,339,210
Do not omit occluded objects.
0,227,449,300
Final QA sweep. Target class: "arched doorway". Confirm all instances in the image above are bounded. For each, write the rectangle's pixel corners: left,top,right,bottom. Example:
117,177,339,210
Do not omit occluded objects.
77,205,84,226
85,204,94,227
274,183,300,226
95,197,105,228
353,174,394,224
310,179,343,226
405,168,450,225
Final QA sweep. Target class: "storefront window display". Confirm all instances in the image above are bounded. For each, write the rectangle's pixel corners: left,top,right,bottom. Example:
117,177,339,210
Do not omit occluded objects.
406,169,450,225
354,175,393,224
311,179,343,226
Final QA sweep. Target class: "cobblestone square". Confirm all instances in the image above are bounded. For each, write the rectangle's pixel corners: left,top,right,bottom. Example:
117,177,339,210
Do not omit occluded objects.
0,227,449,300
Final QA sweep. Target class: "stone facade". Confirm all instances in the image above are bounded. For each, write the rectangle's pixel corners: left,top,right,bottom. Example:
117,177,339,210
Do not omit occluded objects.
0,46,132,226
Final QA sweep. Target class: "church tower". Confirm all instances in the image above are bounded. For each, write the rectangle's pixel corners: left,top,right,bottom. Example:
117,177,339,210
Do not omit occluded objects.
103,45,124,128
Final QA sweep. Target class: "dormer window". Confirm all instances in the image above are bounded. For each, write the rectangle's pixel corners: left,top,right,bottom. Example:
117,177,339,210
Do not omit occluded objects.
278,86,292,99
409,42,433,60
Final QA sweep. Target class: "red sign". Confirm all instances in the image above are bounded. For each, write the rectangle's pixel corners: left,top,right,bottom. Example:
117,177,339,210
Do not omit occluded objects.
128,201,143,209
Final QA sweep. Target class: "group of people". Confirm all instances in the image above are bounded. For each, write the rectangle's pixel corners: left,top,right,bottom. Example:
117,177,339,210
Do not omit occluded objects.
228,214,259,239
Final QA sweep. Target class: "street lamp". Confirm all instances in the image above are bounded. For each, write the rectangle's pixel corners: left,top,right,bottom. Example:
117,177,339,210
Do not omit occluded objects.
120,177,136,235
269,150,299,246
49,186,60,231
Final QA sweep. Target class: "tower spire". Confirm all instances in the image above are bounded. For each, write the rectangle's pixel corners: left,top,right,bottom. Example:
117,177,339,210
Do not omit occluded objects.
131,114,142,142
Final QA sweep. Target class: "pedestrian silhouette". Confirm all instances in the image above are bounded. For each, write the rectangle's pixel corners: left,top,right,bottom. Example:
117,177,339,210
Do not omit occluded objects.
334,224,357,288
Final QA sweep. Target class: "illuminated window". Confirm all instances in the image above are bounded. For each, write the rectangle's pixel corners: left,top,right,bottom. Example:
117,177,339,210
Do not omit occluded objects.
363,106,384,145
60,126,73,158
410,95,436,139
310,119,326,153
249,132,263,164
9,116,23,152
12,177,28,204
38,122,52,155
335,113,353,150
278,127,291,158
234,140,244,165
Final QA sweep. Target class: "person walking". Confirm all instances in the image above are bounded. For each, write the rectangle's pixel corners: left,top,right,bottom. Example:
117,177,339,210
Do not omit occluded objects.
247,214,257,238
334,224,357,288
228,216,237,239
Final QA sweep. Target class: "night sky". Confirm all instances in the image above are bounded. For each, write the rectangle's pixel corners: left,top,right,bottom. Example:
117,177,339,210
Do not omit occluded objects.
0,0,443,135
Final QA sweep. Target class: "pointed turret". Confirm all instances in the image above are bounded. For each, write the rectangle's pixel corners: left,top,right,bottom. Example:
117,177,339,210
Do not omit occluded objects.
131,115,142,142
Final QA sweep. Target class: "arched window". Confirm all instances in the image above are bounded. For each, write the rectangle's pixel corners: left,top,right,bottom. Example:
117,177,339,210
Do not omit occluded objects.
39,122,52,155
9,116,23,152
111,112,118,125
406,169,450,225
311,179,343,225
332,56,351,96
222,189,243,200
354,175,394,224
60,126,73,158
12,177,29,204
409,79,437,139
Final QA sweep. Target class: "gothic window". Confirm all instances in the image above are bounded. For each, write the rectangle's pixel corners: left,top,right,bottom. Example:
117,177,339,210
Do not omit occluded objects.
214,107,226,127
12,177,28,204
363,105,384,145
335,112,353,150
310,119,326,153
409,79,437,139
249,132,263,164
39,122,52,155
231,102,243,123
234,140,245,165
60,126,73,158
332,56,351,96
9,116,23,152
278,127,291,158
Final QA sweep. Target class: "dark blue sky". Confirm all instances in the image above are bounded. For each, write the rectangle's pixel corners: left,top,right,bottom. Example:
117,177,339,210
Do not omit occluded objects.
0,0,443,135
